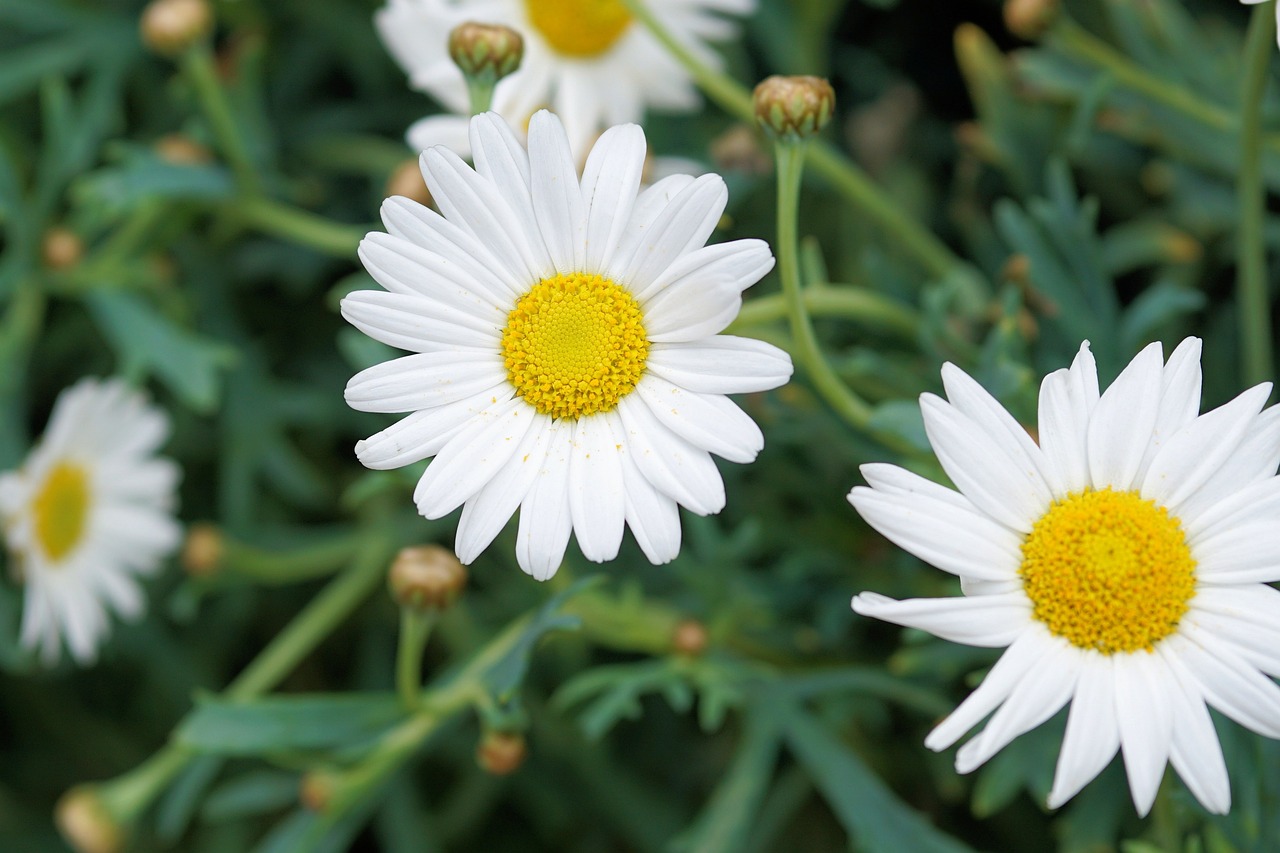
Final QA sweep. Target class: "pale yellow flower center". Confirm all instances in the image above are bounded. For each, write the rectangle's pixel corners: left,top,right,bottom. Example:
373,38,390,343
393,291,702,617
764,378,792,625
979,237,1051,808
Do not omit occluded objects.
525,0,632,58
1019,488,1196,654
32,461,90,563
501,272,648,420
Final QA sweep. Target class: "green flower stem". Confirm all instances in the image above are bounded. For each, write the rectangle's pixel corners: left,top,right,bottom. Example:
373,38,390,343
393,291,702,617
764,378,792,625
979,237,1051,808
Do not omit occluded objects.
232,197,367,259
728,287,920,340
395,608,437,712
774,140,874,432
621,0,971,284
220,530,366,585
1238,4,1276,389
181,46,261,195
465,74,497,115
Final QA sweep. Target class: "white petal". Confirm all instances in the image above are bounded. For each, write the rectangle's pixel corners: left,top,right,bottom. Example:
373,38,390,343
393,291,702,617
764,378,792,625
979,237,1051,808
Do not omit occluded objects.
412,398,534,519
366,213,517,309
646,336,792,395
1037,341,1098,497
527,110,587,274
516,424,574,581
637,237,774,302
616,394,726,515
1086,341,1164,490
455,416,554,564
341,289,501,353
1140,384,1270,511
920,394,1051,533
620,449,682,564
469,112,535,235
568,413,627,562
344,352,505,414
581,123,646,273
858,463,973,510
1189,585,1280,676
1136,337,1203,480
848,487,1022,581
1159,649,1231,814
924,629,1047,750
635,378,762,463
1113,651,1174,816
1047,656,1120,809
354,387,514,470
942,362,1051,495
1183,471,1280,543
1174,628,1280,738
614,174,727,293
1192,516,1280,584
851,591,1031,647
1178,405,1280,527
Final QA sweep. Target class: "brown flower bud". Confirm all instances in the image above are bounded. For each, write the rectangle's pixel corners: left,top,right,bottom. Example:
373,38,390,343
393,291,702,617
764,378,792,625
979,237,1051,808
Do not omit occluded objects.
752,75,836,140
448,22,524,82
55,787,124,853
1000,254,1031,287
42,227,85,270
181,523,224,578
154,133,212,165
671,619,709,657
141,0,212,57
477,731,526,775
385,159,433,208
1004,0,1059,41
299,771,337,813
389,545,467,611
709,124,772,176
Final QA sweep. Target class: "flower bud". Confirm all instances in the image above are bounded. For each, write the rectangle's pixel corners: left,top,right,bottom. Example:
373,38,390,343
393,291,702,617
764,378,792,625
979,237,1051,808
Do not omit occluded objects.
709,124,772,176
448,22,524,83
388,545,467,611
386,159,434,208
299,770,337,812
154,133,212,165
42,227,85,270
476,731,526,775
140,0,213,57
1003,0,1058,41
181,523,224,578
752,75,836,141
671,619,709,657
55,787,124,853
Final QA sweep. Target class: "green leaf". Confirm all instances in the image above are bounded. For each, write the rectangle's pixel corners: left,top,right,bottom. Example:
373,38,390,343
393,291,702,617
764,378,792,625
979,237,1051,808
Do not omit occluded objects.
481,576,600,701
780,703,977,853
86,291,237,412
72,145,235,219
176,693,404,756
202,770,302,822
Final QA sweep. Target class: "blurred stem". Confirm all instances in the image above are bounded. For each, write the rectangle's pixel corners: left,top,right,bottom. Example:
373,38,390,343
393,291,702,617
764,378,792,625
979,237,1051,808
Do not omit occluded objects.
395,608,436,711
621,0,973,284
465,75,497,115
182,46,261,195
730,287,920,340
1238,4,1275,389
220,529,365,585
232,197,366,259
774,140,874,432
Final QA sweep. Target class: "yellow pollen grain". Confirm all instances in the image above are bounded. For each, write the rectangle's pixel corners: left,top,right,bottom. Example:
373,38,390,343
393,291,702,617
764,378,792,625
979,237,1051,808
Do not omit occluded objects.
32,461,90,563
525,0,632,58
1019,488,1196,654
501,272,648,421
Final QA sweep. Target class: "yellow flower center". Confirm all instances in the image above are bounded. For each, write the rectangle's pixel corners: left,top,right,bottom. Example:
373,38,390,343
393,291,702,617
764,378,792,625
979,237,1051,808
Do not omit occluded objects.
1019,488,1196,655
501,272,648,421
32,461,90,563
525,0,632,58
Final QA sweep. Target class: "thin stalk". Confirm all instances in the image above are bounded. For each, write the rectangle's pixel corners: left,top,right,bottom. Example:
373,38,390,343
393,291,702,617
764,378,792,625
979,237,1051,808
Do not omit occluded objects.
730,287,920,340
465,75,497,115
774,141,874,431
395,608,436,711
1238,4,1276,389
620,0,970,283
181,46,260,195
232,197,367,259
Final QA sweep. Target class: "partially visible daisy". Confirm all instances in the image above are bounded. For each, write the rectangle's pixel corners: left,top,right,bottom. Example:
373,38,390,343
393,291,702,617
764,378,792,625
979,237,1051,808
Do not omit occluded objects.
0,378,181,665
375,0,753,159
343,110,791,579
849,339,1280,816
1241,0,1280,48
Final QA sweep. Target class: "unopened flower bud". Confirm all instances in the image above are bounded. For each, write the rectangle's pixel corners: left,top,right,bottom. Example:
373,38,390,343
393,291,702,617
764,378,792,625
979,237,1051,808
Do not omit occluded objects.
154,133,212,165
299,770,337,812
55,787,124,853
671,619,709,657
752,75,835,141
386,159,433,208
181,523,224,578
42,227,85,270
389,545,467,611
477,731,526,775
448,22,524,82
1004,0,1058,41
710,124,772,176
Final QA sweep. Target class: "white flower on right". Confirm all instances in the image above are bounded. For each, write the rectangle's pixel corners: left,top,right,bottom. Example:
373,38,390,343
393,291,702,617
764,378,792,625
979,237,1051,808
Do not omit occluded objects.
0,378,181,665
849,338,1280,816
376,0,753,159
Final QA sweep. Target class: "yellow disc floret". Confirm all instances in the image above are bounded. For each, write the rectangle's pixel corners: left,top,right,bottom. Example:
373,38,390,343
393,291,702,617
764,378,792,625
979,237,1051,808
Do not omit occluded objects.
502,272,648,421
32,461,90,563
525,0,632,58
1019,488,1196,654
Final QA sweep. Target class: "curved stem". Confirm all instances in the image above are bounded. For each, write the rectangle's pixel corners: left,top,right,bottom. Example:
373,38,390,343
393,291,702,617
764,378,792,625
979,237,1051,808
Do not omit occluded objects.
731,287,920,340
395,608,436,712
220,530,365,585
182,46,260,195
231,197,367,259
774,141,874,431
1238,4,1276,389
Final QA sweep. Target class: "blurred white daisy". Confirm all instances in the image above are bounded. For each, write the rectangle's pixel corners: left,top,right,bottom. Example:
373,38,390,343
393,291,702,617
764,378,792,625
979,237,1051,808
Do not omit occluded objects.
1241,0,1280,48
375,0,753,159
849,338,1280,816
343,110,791,580
0,378,181,665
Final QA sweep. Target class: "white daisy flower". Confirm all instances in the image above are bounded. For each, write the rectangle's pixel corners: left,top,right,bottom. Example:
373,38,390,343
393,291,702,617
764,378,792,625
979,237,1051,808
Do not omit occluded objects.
375,0,753,159
343,110,791,580
849,338,1280,816
1241,0,1280,48
0,378,182,665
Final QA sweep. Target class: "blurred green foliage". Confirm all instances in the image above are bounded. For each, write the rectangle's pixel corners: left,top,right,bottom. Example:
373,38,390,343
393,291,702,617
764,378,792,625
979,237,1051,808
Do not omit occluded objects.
1,0,1278,851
